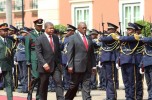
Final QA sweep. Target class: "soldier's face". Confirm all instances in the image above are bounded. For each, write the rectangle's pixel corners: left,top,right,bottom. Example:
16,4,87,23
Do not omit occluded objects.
35,25,43,32
127,28,135,35
45,25,54,35
0,29,8,37
107,28,116,33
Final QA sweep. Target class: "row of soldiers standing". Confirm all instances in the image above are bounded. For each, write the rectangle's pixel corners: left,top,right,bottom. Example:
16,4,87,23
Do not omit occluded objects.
99,22,152,100
1,18,152,100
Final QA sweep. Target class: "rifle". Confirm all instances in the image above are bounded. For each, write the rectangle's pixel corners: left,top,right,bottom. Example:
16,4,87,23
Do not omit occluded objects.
14,65,18,89
150,17,152,34
101,14,105,36
27,64,31,91
119,22,122,36
143,16,146,37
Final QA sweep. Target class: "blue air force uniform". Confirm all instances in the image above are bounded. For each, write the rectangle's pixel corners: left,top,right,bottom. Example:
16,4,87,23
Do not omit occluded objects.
140,37,152,100
61,24,76,90
99,23,119,100
14,29,28,92
134,23,144,100
119,23,139,100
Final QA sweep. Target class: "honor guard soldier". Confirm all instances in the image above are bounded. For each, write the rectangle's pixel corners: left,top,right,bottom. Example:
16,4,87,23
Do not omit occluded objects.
25,19,44,100
0,23,14,100
139,29,152,100
14,27,30,93
89,29,99,90
134,23,144,100
119,23,140,100
99,22,119,100
61,24,76,90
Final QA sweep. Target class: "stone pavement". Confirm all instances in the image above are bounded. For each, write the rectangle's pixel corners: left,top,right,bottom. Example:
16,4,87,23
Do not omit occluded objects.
0,86,149,100
0,70,149,100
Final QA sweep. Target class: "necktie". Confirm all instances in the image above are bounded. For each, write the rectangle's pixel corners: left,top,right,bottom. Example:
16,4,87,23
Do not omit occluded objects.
49,36,54,52
82,35,88,50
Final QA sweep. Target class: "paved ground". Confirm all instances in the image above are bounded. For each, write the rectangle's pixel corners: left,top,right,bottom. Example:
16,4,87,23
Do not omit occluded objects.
0,70,149,100
0,87,148,100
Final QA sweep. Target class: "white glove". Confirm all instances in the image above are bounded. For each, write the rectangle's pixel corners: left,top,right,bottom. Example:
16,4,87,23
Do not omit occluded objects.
97,61,102,68
0,67,2,74
12,67,14,74
139,68,144,74
14,61,18,65
116,63,121,69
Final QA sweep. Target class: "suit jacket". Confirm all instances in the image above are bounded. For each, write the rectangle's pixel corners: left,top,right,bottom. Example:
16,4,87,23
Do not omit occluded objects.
0,37,13,71
35,33,61,73
67,32,96,73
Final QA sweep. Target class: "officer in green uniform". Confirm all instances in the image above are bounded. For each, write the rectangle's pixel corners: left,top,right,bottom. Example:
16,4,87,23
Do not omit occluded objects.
0,23,14,100
25,19,43,100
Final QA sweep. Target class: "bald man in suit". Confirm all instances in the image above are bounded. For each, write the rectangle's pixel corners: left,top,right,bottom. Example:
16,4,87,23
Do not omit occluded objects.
65,22,96,100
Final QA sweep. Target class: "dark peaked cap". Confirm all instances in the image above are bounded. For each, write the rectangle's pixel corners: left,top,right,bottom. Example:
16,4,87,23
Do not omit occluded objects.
67,24,77,31
0,23,9,30
33,19,43,25
90,29,99,35
126,23,138,30
9,25,19,32
134,23,144,30
107,22,118,29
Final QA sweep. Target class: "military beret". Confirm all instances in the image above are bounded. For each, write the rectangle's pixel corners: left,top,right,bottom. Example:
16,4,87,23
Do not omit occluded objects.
67,24,77,31
134,23,144,30
107,22,118,29
33,19,43,25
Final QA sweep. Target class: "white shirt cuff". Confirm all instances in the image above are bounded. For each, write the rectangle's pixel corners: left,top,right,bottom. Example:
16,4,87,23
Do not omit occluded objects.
92,67,96,69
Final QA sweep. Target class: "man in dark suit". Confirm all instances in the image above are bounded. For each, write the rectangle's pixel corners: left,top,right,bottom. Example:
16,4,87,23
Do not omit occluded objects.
35,22,64,100
65,22,96,100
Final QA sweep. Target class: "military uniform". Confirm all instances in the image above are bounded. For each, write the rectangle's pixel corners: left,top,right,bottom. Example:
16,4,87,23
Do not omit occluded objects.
14,27,30,93
89,29,100,89
119,23,139,100
61,24,76,90
0,23,14,100
99,23,119,100
140,37,152,100
134,23,144,100
25,19,43,100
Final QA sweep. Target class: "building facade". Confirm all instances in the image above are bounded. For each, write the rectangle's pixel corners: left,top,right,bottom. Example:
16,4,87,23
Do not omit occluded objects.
0,0,152,32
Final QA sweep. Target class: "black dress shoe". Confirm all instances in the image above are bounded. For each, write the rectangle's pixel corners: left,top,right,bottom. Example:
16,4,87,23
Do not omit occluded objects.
27,93,32,100
0,87,3,90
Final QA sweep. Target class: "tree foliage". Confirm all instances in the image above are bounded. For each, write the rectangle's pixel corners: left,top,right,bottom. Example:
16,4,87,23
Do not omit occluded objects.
135,20,151,37
54,24,66,33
